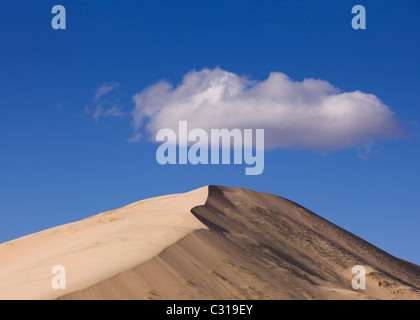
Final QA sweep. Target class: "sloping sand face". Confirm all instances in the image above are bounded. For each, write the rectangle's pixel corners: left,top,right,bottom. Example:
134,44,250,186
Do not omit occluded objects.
0,186,209,299
60,186,420,300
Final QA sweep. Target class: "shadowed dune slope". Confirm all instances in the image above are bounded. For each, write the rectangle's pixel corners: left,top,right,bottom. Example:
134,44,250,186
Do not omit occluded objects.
60,186,420,300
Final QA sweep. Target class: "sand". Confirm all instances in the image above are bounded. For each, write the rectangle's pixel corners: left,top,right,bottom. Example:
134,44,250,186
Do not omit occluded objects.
1,185,419,300
0,186,208,299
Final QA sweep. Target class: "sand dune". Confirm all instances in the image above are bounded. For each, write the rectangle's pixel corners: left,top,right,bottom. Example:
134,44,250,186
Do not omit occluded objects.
1,185,419,300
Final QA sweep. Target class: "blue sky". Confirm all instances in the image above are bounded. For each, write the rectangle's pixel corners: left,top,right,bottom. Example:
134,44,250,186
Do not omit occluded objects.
0,0,419,264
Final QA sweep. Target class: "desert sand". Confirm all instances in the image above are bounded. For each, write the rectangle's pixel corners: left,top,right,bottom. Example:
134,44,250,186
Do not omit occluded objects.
1,185,419,300
0,186,208,299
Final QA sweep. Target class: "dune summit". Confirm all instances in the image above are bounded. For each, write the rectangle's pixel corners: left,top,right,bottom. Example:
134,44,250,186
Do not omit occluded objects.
0,186,419,300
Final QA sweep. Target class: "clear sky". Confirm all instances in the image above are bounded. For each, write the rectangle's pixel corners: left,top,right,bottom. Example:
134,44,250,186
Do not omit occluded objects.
0,0,419,264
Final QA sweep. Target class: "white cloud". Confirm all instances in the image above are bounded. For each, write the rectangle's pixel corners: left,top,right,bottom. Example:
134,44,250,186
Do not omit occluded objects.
93,82,119,102
131,67,402,151
92,105,124,122
128,132,142,143
87,82,124,122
